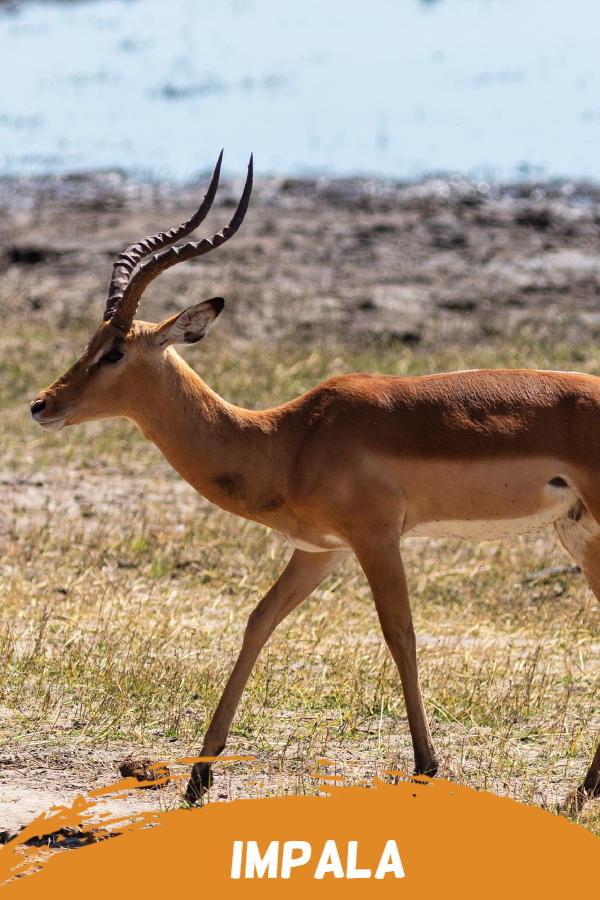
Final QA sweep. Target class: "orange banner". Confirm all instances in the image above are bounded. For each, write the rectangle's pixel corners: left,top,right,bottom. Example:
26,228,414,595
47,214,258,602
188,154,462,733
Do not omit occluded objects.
0,762,598,898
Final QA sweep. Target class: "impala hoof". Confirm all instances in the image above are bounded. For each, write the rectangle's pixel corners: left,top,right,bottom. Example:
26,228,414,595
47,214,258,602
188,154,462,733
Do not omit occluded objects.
414,757,439,779
184,762,213,805
575,769,600,809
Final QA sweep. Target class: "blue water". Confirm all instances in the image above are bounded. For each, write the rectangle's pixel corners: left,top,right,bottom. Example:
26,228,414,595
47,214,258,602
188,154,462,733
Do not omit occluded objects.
1,0,599,181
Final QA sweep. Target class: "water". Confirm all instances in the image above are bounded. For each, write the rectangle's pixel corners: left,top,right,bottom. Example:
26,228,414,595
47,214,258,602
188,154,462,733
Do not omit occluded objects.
1,0,600,181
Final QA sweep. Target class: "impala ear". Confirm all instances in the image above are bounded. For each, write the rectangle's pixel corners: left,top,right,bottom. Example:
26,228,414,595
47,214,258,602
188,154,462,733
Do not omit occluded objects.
155,297,224,349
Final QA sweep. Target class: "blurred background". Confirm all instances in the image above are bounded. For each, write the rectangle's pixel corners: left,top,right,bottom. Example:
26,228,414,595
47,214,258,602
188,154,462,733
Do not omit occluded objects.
0,0,600,840
1,0,600,182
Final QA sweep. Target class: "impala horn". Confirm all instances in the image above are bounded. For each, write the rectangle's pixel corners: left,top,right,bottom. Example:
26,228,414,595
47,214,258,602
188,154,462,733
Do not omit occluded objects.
105,151,253,333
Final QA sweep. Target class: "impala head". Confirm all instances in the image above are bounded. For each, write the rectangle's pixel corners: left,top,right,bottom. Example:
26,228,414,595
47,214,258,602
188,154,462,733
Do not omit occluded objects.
30,151,253,431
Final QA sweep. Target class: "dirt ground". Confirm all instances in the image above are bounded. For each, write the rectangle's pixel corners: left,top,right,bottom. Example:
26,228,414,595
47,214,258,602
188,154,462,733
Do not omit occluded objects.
0,466,478,837
1,171,600,840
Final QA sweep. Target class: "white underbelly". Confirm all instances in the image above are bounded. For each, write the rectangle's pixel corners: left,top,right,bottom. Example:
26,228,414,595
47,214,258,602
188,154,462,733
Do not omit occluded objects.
286,534,348,552
405,498,575,542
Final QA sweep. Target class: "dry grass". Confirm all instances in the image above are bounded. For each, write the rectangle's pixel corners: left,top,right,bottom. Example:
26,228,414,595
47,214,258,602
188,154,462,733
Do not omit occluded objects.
0,320,598,835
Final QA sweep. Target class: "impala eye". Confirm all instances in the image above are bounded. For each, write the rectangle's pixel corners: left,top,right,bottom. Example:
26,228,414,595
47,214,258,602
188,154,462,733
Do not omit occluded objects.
100,348,124,364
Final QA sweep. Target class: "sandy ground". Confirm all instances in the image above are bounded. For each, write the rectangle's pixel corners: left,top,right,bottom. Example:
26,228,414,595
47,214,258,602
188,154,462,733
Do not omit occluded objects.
2,171,600,841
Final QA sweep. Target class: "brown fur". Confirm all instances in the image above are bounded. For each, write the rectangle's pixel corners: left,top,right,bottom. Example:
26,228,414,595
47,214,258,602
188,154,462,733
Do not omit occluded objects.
31,317,600,805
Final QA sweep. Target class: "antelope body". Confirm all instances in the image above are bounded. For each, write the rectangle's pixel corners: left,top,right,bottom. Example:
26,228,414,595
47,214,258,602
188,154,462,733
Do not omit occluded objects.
30,154,600,805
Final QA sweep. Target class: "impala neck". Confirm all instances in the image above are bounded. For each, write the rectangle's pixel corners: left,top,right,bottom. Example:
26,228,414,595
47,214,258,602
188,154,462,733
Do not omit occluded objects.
124,348,279,518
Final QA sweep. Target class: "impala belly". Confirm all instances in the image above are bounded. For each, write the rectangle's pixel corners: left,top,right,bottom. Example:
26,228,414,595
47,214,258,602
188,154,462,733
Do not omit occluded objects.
285,534,348,552
397,458,580,541
405,504,574,540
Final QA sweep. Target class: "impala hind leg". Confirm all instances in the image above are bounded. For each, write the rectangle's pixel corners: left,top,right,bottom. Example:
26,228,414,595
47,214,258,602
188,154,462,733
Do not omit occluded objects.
555,508,600,804
185,548,348,804
352,534,438,777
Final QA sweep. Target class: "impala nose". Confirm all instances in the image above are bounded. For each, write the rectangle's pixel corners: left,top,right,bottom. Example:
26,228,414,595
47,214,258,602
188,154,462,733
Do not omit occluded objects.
30,398,46,417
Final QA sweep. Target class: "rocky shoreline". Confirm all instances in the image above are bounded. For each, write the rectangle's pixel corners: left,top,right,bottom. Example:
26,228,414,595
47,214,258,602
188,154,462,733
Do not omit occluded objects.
2,172,600,349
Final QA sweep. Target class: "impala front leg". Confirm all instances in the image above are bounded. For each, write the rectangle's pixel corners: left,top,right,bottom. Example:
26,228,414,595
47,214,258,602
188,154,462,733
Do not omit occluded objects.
352,532,438,777
185,548,348,804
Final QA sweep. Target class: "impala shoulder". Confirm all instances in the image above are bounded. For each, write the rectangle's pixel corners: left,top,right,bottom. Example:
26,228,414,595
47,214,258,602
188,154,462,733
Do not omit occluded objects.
307,372,404,400
291,374,398,421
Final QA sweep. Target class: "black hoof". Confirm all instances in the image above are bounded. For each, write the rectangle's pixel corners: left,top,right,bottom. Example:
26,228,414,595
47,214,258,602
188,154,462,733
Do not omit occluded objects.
583,769,600,797
575,770,600,809
414,758,439,779
184,762,213,805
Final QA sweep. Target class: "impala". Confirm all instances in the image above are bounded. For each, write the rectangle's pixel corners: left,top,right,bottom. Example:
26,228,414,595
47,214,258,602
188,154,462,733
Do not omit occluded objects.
30,153,599,807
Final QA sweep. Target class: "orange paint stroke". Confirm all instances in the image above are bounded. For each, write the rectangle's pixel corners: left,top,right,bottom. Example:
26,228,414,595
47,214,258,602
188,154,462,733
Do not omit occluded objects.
88,778,161,797
309,775,346,783
0,753,260,885
174,755,256,766
0,772,597,897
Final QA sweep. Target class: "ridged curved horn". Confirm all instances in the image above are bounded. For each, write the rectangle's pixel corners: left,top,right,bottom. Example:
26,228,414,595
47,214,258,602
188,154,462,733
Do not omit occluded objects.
104,150,224,325
109,154,253,333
